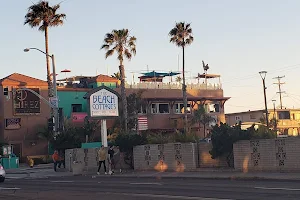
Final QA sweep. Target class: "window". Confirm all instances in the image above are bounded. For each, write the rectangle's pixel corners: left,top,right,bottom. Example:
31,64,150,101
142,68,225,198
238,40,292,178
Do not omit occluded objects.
174,103,191,114
151,103,169,114
138,105,147,114
235,116,241,122
205,103,220,113
278,111,290,119
72,104,82,112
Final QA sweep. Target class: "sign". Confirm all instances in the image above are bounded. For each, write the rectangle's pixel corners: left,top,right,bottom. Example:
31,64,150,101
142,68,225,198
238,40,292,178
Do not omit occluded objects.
90,88,119,117
14,88,40,114
49,97,59,108
5,118,21,130
138,116,148,131
72,112,88,123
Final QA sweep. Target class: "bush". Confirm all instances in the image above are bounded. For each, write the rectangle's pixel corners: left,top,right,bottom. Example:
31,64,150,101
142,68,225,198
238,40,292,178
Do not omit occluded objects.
115,133,147,169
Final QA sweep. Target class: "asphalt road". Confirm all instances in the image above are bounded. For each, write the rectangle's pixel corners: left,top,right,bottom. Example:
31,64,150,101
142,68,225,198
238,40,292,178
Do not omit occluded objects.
1,176,300,200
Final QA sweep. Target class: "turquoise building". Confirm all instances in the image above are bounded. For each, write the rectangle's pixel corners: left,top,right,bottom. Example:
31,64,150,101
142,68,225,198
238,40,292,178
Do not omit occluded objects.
57,74,119,120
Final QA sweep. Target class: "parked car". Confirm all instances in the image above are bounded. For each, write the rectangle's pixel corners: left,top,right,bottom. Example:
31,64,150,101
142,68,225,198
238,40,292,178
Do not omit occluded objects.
0,164,5,182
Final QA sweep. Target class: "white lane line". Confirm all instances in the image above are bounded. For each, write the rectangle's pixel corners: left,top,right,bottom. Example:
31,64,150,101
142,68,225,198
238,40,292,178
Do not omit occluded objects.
0,187,21,190
255,186,300,191
104,192,232,200
50,181,74,183
130,182,162,185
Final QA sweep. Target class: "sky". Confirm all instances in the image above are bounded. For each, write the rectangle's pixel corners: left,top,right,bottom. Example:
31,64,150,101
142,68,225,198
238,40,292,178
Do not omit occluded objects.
1,0,300,113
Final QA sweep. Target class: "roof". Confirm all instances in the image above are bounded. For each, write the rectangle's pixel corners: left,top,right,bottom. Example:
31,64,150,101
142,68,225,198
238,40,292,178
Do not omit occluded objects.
0,73,48,86
196,73,221,79
88,74,119,83
57,76,93,82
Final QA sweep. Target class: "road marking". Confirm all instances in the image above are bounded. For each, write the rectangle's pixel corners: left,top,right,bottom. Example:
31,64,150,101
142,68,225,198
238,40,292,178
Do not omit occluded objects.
50,181,74,183
255,187,300,191
104,192,232,200
130,182,162,185
0,187,21,190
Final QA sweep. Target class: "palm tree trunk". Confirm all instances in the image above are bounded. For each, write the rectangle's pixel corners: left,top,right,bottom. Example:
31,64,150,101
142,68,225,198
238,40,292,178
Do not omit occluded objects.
44,27,53,97
203,123,206,138
182,46,188,134
119,63,128,133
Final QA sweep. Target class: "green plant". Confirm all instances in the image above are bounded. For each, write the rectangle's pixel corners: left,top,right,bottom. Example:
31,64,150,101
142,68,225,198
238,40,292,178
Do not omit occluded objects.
115,133,147,169
210,122,276,167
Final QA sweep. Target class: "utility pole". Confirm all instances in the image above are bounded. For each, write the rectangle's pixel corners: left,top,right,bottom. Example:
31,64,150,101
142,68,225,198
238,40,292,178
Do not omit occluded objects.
273,76,285,109
259,71,269,129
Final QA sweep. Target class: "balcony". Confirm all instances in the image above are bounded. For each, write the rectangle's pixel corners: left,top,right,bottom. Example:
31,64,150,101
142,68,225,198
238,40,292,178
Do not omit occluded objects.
125,82,222,90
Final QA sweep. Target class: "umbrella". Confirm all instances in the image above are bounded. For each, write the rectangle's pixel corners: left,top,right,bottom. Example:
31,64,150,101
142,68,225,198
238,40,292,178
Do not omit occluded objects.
60,69,71,83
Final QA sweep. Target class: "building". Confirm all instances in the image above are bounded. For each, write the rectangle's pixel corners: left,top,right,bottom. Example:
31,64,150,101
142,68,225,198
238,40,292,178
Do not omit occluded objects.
0,73,50,161
0,71,230,159
58,72,230,137
225,109,300,136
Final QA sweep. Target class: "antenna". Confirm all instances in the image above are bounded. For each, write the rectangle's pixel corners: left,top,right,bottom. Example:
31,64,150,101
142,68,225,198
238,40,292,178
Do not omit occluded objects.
273,75,285,109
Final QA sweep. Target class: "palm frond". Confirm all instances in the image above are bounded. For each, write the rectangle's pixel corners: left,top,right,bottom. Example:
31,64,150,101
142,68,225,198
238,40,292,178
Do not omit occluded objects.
124,48,132,60
101,44,110,50
105,49,114,58
168,21,194,47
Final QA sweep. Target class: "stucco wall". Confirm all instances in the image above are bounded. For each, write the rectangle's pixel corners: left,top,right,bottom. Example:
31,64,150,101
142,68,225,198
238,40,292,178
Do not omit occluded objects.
133,143,227,171
233,138,300,172
58,91,87,118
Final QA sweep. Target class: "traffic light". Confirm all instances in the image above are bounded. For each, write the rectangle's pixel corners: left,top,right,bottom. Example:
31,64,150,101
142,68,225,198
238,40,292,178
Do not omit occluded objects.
48,118,54,131
3,87,8,96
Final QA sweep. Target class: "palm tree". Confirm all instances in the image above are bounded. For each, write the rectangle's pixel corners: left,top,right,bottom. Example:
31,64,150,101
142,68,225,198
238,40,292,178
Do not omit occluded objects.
101,29,137,133
191,106,215,138
175,76,182,83
24,1,66,97
111,72,121,80
169,22,194,133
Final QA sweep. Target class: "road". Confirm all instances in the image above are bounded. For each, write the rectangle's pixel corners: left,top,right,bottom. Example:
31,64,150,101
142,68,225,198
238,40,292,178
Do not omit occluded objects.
1,176,300,200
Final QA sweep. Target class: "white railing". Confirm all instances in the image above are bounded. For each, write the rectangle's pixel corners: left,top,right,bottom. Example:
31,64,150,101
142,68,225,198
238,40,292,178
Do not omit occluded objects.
125,82,222,90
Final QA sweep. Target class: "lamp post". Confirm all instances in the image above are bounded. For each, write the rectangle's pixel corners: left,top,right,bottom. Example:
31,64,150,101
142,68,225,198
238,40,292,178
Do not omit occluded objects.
24,48,59,134
259,71,269,128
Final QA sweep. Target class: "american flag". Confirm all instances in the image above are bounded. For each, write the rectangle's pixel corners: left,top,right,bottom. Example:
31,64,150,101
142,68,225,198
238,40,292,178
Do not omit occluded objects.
138,116,148,131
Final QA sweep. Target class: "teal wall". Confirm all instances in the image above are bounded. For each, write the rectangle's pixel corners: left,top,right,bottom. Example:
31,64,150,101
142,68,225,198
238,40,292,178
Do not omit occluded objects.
58,91,88,118
88,82,117,89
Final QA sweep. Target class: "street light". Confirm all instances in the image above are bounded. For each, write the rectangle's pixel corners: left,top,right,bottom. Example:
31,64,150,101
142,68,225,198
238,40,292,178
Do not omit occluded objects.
259,71,269,128
24,48,59,134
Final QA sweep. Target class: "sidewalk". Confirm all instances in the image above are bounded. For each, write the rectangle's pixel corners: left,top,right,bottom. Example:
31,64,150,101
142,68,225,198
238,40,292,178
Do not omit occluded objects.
5,164,72,179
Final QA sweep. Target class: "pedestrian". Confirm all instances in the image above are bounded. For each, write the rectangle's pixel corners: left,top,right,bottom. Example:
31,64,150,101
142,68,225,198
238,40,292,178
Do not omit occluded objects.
58,150,65,169
108,145,115,174
97,145,107,175
52,150,60,172
112,146,122,173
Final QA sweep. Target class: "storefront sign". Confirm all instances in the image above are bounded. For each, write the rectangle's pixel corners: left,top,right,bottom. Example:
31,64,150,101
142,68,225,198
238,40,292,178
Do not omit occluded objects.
89,88,119,117
14,88,40,114
72,113,88,123
5,118,21,130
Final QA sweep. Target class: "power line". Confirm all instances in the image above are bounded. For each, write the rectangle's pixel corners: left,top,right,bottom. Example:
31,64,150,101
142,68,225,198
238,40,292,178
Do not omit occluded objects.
273,75,285,109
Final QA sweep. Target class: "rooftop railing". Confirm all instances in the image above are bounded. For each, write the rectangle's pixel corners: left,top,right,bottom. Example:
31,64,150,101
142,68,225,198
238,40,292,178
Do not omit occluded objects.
125,82,222,90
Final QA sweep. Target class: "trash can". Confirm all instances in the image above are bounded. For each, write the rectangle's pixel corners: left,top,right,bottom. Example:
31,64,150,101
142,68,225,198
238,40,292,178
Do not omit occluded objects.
1,157,19,169
72,161,84,175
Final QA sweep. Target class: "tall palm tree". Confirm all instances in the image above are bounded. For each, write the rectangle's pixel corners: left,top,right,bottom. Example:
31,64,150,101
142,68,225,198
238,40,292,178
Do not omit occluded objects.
101,29,137,133
111,72,121,80
24,1,66,97
169,22,194,133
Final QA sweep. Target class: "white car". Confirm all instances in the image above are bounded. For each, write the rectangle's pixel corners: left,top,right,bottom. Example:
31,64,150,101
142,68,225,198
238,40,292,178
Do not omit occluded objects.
0,164,5,182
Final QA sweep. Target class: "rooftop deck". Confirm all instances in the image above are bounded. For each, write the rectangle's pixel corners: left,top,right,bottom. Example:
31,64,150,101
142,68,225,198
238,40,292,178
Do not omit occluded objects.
125,82,222,90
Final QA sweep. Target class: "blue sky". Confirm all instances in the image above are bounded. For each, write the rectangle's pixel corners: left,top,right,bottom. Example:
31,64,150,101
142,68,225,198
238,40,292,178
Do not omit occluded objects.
1,0,300,113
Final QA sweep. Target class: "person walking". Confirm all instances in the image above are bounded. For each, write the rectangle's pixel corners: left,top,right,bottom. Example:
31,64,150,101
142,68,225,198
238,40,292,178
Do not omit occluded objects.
97,145,107,175
112,146,122,173
108,145,115,174
52,150,60,172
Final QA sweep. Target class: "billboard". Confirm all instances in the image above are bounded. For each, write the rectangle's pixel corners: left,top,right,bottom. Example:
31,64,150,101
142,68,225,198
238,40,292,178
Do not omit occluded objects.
89,88,119,117
14,88,40,114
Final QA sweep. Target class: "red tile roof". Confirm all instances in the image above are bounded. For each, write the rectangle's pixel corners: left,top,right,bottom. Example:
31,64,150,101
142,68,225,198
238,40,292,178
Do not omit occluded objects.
0,73,48,86
88,74,119,83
